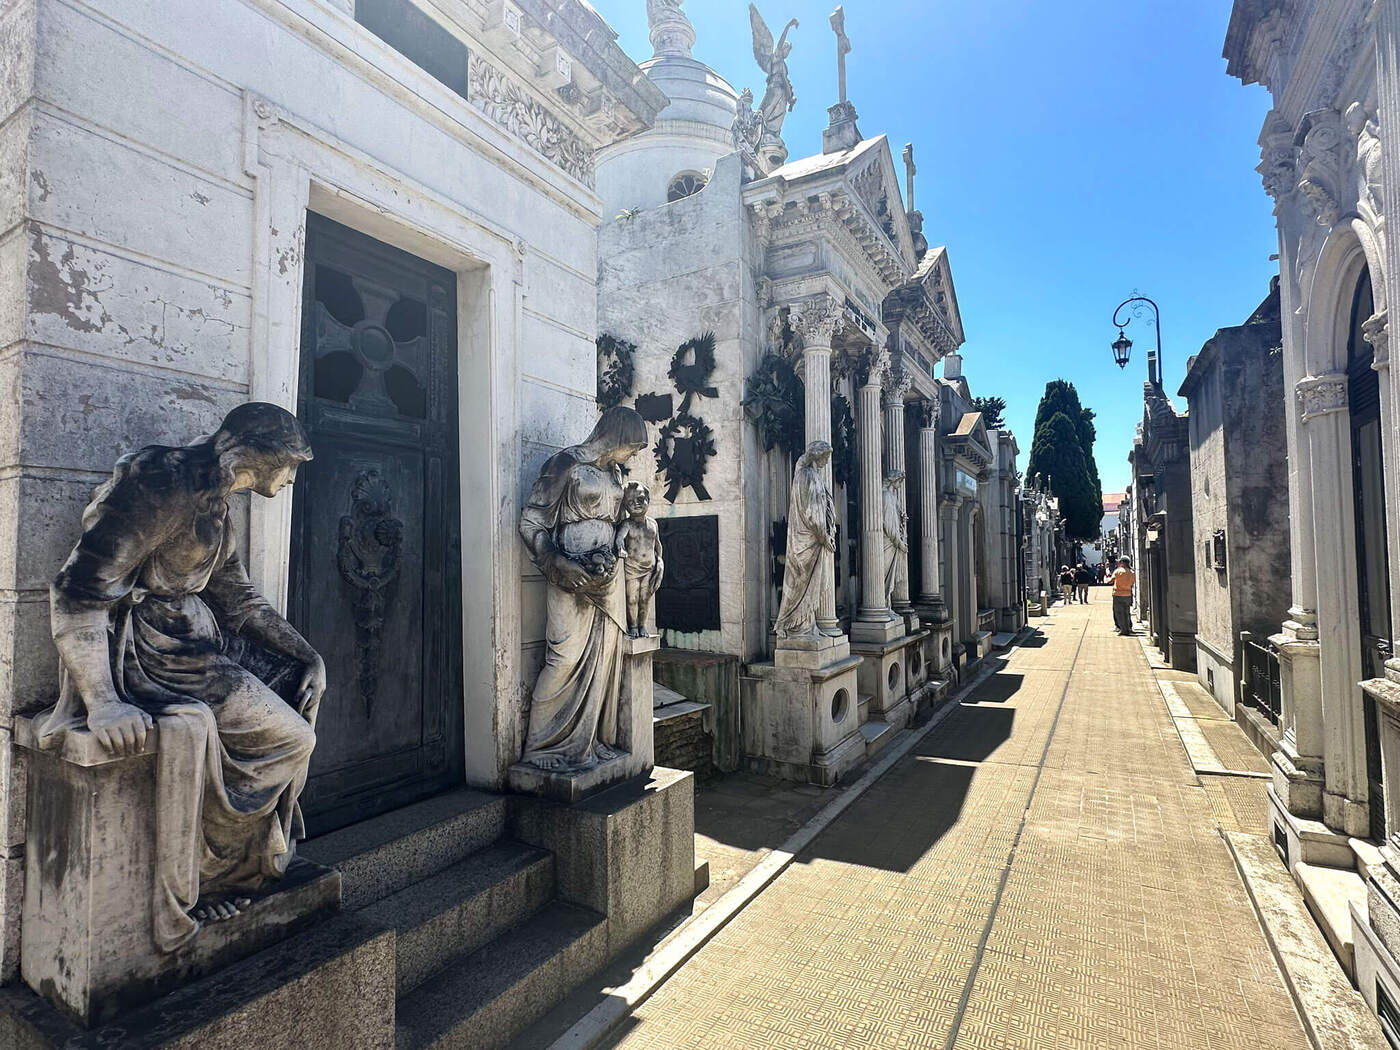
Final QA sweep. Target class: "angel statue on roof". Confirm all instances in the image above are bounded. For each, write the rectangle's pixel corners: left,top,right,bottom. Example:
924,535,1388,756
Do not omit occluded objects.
749,4,799,165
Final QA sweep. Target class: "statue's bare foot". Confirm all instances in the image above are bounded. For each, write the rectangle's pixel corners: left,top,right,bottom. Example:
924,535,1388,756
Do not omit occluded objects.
530,754,570,772
595,744,622,762
192,897,252,923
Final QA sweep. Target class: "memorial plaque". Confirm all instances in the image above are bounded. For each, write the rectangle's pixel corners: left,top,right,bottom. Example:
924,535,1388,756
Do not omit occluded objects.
657,515,721,633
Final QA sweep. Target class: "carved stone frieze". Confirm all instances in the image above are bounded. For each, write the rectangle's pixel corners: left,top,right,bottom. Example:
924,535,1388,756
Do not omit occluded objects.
468,53,595,187
1296,371,1349,421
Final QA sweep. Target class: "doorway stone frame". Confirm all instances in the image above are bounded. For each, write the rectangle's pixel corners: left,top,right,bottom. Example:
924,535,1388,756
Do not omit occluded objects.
239,91,525,790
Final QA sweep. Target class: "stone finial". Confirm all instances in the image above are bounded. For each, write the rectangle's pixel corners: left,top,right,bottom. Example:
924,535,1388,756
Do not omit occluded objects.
902,143,916,213
647,0,696,58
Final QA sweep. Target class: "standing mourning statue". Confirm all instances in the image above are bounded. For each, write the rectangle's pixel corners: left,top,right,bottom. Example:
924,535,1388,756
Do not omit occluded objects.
775,441,837,639
882,470,908,604
518,406,650,771
40,402,324,952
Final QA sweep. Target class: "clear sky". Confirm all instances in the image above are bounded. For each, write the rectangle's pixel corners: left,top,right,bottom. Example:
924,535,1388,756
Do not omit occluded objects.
585,0,1278,494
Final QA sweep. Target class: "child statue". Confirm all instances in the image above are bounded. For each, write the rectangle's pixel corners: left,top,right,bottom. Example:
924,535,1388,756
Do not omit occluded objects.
615,481,665,638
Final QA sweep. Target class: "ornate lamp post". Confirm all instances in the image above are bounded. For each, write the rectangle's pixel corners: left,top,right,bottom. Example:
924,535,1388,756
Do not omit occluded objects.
1111,296,1163,377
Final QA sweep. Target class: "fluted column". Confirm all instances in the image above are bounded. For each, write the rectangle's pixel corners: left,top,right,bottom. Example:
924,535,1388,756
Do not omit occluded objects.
791,296,846,637
857,358,889,620
917,402,945,619
942,497,962,645
883,373,913,616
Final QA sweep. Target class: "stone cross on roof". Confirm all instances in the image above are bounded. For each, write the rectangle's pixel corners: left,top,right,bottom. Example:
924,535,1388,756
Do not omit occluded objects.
830,6,851,105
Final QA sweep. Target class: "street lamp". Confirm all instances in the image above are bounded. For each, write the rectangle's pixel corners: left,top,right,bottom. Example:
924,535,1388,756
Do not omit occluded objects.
1111,296,1163,378
1111,330,1132,369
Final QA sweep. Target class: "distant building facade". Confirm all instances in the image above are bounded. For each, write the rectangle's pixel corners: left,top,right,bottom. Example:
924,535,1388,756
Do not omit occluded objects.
1179,282,1291,744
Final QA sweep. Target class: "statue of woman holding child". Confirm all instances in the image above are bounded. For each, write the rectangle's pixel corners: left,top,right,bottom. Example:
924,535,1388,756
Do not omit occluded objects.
517,406,651,772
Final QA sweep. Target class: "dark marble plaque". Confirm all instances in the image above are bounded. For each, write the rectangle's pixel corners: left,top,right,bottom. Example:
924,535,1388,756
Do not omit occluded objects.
657,515,721,634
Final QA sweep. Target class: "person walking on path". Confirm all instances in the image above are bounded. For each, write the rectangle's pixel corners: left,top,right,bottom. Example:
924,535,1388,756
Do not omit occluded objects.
1058,565,1074,606
1111,557,1136,635
1075,562,1092,604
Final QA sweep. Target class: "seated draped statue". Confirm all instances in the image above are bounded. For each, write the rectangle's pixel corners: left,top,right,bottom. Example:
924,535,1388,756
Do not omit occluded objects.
39,402,325,952
774,441,836,639
518,406,649,772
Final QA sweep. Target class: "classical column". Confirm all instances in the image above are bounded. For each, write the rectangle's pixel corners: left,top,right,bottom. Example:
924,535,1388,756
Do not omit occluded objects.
792,296,845,636
963,499,979,638
854,348,894,631
942,496,962,645
883,370,914,617
917,401,945,619
1299,372,1371,836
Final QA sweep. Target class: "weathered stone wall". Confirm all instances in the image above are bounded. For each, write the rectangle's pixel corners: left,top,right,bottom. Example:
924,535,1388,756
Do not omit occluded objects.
596,153,765,659
0,0,627,983
654,709,714,778
1186,316,1289,711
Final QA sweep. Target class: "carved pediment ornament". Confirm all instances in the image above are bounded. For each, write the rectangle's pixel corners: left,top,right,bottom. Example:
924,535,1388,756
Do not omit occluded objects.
467,54,595,187
1296,372,1349,421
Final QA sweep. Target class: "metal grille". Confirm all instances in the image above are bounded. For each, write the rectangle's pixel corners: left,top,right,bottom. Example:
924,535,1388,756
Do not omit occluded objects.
1242,638,1282,727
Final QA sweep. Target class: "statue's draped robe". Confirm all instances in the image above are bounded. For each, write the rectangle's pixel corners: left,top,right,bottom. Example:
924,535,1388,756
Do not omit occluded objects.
883,486,907,604
519,449,628,767
775,460,834,637
40,447,316,952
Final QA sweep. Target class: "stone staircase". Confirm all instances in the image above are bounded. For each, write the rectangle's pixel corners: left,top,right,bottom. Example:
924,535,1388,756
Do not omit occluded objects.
301,788,607,1050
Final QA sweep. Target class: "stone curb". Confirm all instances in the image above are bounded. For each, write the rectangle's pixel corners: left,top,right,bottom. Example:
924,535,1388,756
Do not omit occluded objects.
1136,632,1272,780
544,630,1033,1050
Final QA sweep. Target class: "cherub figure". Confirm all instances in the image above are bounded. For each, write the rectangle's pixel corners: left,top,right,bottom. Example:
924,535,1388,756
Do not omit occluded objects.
615,481,665,638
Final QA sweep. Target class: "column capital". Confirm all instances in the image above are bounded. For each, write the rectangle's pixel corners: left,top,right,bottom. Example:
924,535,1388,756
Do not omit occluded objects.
882,363,913,405
789,294,848,349
1296,372,1348,422
915,397,940,430
854,345,890,388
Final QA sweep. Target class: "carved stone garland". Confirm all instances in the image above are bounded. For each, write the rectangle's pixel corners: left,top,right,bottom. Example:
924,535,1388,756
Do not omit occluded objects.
467,54,595,187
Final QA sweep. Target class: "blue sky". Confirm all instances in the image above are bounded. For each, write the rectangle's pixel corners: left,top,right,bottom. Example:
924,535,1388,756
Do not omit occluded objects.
586,0,1278,494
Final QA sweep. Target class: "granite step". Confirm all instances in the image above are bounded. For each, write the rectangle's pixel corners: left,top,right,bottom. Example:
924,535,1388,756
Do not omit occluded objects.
860,720,895,758
395,901,608,1050
1297,860,1367,980
360,840,555,995
301,789,506,911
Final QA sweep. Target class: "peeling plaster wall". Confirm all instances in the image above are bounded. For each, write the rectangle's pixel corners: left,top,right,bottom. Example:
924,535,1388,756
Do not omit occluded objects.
595,153,764,660
0,0,622,984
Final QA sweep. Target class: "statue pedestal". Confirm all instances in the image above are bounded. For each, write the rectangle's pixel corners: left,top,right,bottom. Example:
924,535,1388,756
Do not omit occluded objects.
744,641,864,786
13,716,340,1028
851,635,918,730
508,633,658,804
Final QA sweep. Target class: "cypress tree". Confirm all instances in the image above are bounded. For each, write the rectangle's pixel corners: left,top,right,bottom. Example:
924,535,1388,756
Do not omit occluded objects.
1028,380,1103,540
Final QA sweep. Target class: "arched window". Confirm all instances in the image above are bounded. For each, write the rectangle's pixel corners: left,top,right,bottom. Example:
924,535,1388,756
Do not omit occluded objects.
666,171,708,202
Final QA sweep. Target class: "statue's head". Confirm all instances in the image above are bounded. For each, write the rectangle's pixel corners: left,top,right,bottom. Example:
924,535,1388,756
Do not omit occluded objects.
585,405,649,467
623,481,651,517
801,440,833,468
1345,101,1367,137
212,402,314,498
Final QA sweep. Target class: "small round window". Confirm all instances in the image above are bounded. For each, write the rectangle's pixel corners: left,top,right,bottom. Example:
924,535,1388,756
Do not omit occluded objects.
667,171,709,202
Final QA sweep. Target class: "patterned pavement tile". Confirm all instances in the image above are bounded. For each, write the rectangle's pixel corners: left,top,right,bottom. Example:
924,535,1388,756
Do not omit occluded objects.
603,600,1309,1050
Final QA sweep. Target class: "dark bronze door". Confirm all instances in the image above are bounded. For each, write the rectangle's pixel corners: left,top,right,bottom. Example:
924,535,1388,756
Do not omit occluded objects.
1348,269,1392,841
292,213,463,835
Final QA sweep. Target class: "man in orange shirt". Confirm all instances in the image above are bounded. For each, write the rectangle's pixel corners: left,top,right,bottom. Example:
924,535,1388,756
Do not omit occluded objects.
1111,557,1136,635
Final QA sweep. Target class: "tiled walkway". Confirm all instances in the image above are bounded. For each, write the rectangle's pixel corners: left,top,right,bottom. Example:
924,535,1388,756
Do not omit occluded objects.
605,596,1311,1050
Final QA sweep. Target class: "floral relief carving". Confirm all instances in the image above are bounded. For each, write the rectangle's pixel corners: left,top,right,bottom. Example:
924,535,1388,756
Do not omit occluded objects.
1296,372,1348,421
468,54,595,187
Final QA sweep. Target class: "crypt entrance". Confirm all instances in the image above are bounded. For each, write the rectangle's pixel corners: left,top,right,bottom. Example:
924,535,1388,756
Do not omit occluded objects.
291,213,465,834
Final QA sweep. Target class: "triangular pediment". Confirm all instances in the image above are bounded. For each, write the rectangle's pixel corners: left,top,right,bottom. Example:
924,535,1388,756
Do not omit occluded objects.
844,137,917,272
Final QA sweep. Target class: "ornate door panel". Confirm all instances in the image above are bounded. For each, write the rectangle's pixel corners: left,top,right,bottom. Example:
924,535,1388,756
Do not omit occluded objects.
292,213,463,834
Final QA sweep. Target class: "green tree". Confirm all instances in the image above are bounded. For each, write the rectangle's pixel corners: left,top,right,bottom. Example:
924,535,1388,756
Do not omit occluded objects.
971,395,1006,429
1029,412,1099,539
1028,380,1103,538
